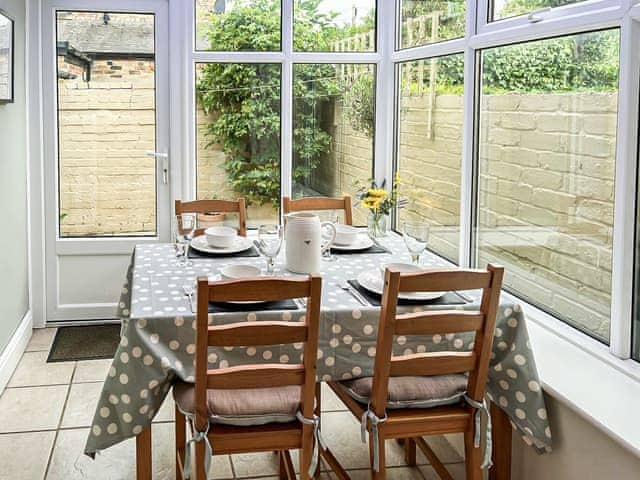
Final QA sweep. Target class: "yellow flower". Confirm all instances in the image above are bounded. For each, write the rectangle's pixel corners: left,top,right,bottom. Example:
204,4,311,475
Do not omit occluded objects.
367,188,388,199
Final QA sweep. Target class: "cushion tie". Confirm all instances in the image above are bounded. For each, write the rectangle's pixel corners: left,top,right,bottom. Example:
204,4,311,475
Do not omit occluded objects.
183,417,212,480
463,395,493,469
360,407,387,472
296,411,326,477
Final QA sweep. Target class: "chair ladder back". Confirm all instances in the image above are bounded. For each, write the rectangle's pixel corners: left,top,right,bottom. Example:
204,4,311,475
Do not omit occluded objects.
192,275,322,429
283,196,353,226
465,264,504,402
369,268,401,418
370,265,504,417
175,198,247,236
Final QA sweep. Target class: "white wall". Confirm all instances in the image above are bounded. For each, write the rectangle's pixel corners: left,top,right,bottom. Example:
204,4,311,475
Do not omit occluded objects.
511,394,640,480
0,0,29,354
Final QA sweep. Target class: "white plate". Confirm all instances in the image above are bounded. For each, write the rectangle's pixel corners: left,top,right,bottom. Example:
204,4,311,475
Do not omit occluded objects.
331,235,375,251
356,270,446,301
190,235,253,255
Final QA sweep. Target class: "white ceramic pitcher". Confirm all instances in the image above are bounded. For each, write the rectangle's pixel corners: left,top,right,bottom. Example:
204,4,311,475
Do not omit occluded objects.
284,212,336,274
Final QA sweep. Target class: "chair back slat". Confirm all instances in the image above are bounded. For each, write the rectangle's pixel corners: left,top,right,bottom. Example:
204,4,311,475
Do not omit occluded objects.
397,269,491,293
389,352,476,377
193,275,322,430
208,277,311,303
394,311,484,336
175,198,247,236
283,195,353,225
368,264,504,418
205,364,305,390
207,322,307,347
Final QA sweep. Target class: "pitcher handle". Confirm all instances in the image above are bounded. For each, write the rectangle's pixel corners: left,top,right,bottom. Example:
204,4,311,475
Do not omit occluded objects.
320,222,337,253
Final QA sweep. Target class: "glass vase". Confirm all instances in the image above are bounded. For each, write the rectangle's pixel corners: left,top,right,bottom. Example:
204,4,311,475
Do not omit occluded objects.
367,211,388,238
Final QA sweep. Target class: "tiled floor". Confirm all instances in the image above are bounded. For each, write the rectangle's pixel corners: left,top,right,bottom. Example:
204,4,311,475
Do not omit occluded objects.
0,328,468,480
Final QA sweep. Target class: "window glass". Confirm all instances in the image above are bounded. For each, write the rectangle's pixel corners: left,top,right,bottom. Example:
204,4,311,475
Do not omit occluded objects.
196,63,281,227
294,0,376,52
399,1,466,49
476,30,620,343
195,0,281,52
396,53,464,263
292,64,376,226
56,12,157,237
491,0,585,22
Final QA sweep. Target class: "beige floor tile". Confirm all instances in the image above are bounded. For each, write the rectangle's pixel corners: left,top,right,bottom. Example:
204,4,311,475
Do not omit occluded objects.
0,431,56,480
420,463,466,480
316,411,410,470
320,382,347,412
73,358,113,383
153,393,176,423
232,451,281,478
0,385,68,433
416,435,464,464
7,351,75,387
60,382,103,429
26,328,57,352
47,427,136,479
349,466,426,480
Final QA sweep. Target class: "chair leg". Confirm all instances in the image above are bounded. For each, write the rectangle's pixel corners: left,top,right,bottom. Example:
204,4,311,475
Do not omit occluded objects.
194,437,207,480
175,407,186,480
299,423,314,480
279,451,296,480
404,438,416,466
368,431,386,480
464,430,482,480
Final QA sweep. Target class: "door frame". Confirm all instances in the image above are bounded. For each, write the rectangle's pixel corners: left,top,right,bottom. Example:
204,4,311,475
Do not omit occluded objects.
39,0,180,323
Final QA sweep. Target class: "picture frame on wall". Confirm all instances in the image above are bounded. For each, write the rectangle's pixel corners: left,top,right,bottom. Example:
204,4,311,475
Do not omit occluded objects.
0,9,14,104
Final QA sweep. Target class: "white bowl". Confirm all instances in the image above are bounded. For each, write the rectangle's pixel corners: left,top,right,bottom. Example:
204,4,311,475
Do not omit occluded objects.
334,224,360,246
219,264,262,280
205,226,237,248
379,262,422,276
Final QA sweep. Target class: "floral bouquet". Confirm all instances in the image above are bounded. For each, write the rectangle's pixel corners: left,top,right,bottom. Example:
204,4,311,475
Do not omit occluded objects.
356,174,405,237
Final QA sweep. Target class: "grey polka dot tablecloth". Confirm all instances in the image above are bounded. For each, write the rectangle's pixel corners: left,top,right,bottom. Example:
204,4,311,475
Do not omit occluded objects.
84,234,552,457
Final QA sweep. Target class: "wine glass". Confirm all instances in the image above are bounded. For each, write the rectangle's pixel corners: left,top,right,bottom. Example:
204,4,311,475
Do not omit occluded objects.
175,213,196,267
256,224,283,274
403,221,429,265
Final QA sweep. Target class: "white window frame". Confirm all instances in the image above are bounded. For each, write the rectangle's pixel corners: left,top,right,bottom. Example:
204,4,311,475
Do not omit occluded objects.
179,0,640,362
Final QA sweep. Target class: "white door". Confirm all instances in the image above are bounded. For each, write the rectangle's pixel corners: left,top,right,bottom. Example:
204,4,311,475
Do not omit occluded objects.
42,0,171,322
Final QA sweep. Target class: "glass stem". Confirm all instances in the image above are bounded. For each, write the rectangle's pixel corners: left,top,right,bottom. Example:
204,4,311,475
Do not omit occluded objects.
266,257,275,274
411,253,420,265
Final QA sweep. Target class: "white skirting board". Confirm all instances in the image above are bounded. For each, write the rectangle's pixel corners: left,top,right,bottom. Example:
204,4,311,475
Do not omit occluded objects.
0,311,33,394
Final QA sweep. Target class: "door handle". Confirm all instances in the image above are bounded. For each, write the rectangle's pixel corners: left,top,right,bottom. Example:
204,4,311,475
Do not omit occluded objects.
146,151,169,185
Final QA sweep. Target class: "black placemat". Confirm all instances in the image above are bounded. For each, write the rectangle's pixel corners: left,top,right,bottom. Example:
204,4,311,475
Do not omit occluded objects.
331,243,391,255
48,325,120,362
209,299,299,313
347,280,467,307
188,246,260,259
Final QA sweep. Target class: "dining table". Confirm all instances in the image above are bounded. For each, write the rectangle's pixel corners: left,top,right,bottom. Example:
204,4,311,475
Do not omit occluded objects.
84,230,552,480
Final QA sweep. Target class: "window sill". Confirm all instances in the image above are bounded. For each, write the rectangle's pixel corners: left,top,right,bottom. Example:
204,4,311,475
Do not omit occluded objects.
511,291,640,458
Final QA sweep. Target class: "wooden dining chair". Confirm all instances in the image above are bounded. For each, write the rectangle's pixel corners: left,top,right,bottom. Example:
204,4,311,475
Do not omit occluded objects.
173,274,322,480
175,198,247,237
327,264,504,480
283,195,353,225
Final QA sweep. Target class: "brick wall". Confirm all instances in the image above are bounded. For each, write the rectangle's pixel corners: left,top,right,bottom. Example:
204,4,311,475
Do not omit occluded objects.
58,79,157,236
330,91,616,339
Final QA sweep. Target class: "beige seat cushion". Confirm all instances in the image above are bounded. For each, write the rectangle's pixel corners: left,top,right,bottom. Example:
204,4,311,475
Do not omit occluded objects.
173,381,301,426
339,374,467,409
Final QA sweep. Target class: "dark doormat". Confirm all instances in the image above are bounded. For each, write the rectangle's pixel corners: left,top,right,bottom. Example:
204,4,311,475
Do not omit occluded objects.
47,324,121,363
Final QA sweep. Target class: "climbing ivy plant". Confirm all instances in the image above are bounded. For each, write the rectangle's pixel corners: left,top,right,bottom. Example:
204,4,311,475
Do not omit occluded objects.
197,0,341,207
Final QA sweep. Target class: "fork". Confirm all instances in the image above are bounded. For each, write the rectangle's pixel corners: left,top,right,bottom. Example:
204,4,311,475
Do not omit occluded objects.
183,284,195,313
339,280,369,306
